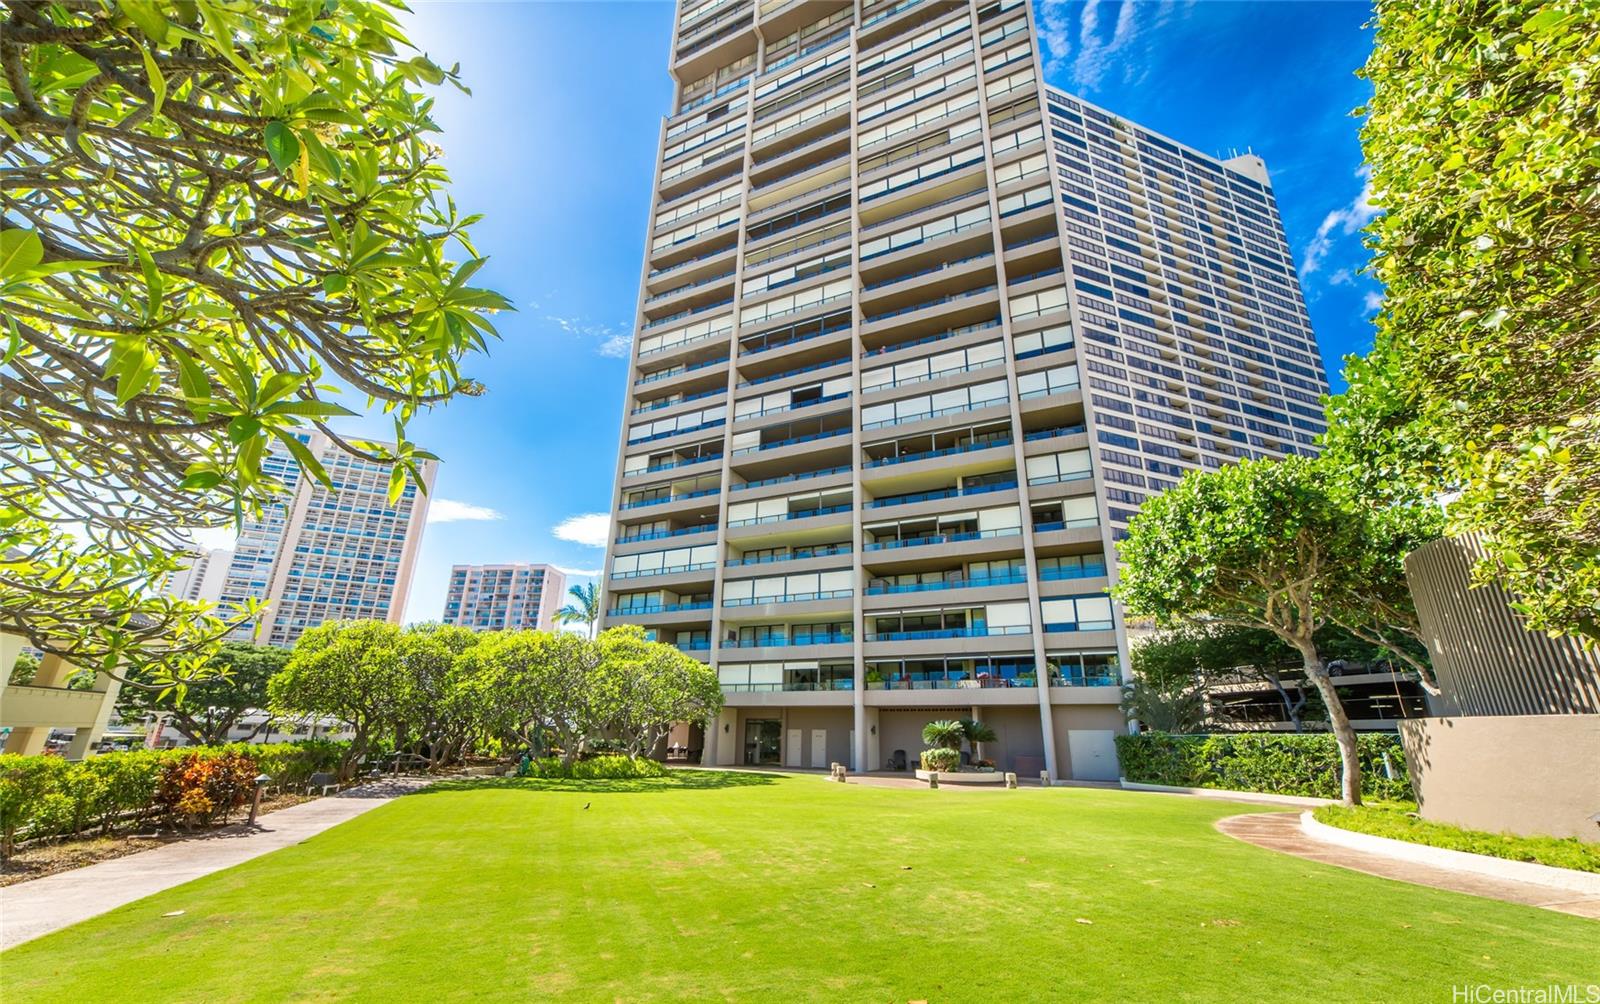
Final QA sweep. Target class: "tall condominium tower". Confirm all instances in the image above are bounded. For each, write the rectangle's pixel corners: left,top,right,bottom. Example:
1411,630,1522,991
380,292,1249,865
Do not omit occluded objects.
600,0,1328,779
217,431,435,647
442,564,568,632
160,546,233,605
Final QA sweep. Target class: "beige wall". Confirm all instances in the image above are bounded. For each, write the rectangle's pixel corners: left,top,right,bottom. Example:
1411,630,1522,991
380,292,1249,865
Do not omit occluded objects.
982,706,1046,774
1400,715,1600,843
1050,706,1125,780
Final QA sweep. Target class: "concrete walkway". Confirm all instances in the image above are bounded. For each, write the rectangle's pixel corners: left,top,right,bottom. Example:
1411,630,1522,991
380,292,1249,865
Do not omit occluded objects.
1,776,432,951
1218,812,1600,921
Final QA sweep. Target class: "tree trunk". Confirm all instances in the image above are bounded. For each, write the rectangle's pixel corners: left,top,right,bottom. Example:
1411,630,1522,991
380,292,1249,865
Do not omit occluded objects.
1299,653,1362,806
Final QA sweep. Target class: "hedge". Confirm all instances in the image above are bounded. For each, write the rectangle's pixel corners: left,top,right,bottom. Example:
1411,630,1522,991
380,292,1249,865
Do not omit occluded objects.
1114,732,1413,801
0,740,349,859
525,755,667,780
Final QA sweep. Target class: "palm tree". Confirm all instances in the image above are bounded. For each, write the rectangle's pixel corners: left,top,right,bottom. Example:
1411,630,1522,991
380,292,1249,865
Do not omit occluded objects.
959,717,997,762
555,581,601,639
921,719,966,751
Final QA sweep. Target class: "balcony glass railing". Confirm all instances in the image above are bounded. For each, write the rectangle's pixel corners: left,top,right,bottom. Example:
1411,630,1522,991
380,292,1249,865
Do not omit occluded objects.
720,633,852,648
727,502,850,527
610,561,718,580
863,526,1021,551
1039,562,1108,581
732,426,850,454
619,487,720,511
863,436,1011,469
1052,668,1120,687
863,284,996,325
861,395,1008,431
1022,423,1087,442
867,674,1037,690
725,543,851,567
722,588,853,606
1030,518,1100,533
614,525,717,545
863,480,1016,510
607,600,714,616
636,454,723,476
866,571,1026,595
636,357,728,387
1042,620,1116,633
739,355,849,387
731,464,850,491
866,625,1031,641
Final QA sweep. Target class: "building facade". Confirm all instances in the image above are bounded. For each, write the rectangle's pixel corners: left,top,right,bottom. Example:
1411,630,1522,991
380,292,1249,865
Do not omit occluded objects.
160,546,233,605
442,564,568,632
216,431,435,647
599,0,1328,779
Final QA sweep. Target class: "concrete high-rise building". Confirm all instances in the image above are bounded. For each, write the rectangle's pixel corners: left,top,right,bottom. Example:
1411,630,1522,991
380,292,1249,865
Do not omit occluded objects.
160,546,233,605
217,431,435,647
600,0,1328,779
442,564,568,632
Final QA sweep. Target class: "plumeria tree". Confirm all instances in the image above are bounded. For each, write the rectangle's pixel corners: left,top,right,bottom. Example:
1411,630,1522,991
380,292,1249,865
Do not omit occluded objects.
1115,457,1430,805
1,1,507,687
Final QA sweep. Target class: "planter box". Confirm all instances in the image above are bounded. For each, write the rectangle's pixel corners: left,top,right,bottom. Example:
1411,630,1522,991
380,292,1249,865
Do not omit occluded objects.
915,769,1005,784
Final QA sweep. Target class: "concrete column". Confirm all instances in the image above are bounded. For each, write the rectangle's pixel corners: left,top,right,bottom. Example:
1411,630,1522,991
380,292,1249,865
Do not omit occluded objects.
64,671,124,759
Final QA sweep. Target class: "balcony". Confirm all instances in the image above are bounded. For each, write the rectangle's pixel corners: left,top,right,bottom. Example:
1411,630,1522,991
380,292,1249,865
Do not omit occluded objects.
866,571,1026,595
863,527,1021,552
863,479,1017,510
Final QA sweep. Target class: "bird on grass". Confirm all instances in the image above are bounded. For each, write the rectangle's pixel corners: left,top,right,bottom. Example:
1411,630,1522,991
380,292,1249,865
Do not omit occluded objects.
582,802,591,810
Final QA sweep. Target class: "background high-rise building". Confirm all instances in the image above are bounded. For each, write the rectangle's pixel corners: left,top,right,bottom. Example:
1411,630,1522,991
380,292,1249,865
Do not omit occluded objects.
600,0,1328,779
442,564,568,632
216,431,435,647
160,546,233,605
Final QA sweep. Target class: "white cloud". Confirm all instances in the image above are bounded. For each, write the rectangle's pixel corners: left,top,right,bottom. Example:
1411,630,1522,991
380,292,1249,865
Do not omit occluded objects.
546,314,632,359
1363,291,1384,314
1328,268,1354,287
1072,0,1137,91
426,498,505,524
552,512,611,548
1037,0,1073,76
1302,166,1379,276
553,565,603,578
188,526,239,552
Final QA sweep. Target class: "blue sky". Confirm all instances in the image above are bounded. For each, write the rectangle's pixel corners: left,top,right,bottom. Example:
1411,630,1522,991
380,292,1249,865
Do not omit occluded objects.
357,0,1383,624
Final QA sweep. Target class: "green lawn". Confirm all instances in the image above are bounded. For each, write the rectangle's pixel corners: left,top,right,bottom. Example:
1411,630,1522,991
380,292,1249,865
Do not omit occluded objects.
4,773,1595,1002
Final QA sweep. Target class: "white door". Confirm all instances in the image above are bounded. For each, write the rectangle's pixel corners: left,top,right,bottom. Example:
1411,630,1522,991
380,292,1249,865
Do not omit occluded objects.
1067,730,1120,781
784,729,802,767
810,729,827,769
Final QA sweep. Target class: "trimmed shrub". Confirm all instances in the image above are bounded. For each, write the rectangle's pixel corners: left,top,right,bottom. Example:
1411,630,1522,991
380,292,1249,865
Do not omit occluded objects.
527,755,667,779
155,749,260,827
0,739,353,857
1114,732,1413,801
920,747,962,772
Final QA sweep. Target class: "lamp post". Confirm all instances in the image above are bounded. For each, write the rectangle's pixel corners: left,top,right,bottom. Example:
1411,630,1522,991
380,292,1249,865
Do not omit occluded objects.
248,773,271,825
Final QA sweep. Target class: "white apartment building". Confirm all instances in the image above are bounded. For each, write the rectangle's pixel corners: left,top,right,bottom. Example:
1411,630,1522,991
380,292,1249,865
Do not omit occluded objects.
160,546,233,605
599,0,1328,779
442,564,567,632
216,431,435,647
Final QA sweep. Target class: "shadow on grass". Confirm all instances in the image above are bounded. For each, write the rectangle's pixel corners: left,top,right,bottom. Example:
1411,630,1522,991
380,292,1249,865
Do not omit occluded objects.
416,769,782,795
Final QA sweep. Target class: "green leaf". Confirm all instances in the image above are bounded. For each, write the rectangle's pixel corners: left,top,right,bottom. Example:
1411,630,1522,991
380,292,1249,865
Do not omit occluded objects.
139,43,167,117
1521,8,1568,33
322,273,348,295
178,468,224,491
271,428,333,490
263,121,301,171
120,0,171,44
0,228,44,279
227,415,262,444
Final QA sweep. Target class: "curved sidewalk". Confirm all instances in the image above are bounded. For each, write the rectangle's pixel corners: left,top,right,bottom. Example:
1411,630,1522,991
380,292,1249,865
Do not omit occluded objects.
1218,812,1600,920
1,776,432,951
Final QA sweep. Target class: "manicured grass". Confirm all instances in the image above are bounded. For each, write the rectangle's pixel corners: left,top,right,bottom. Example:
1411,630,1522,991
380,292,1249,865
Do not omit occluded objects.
1315,801,1600,873
4,773,1595,1001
